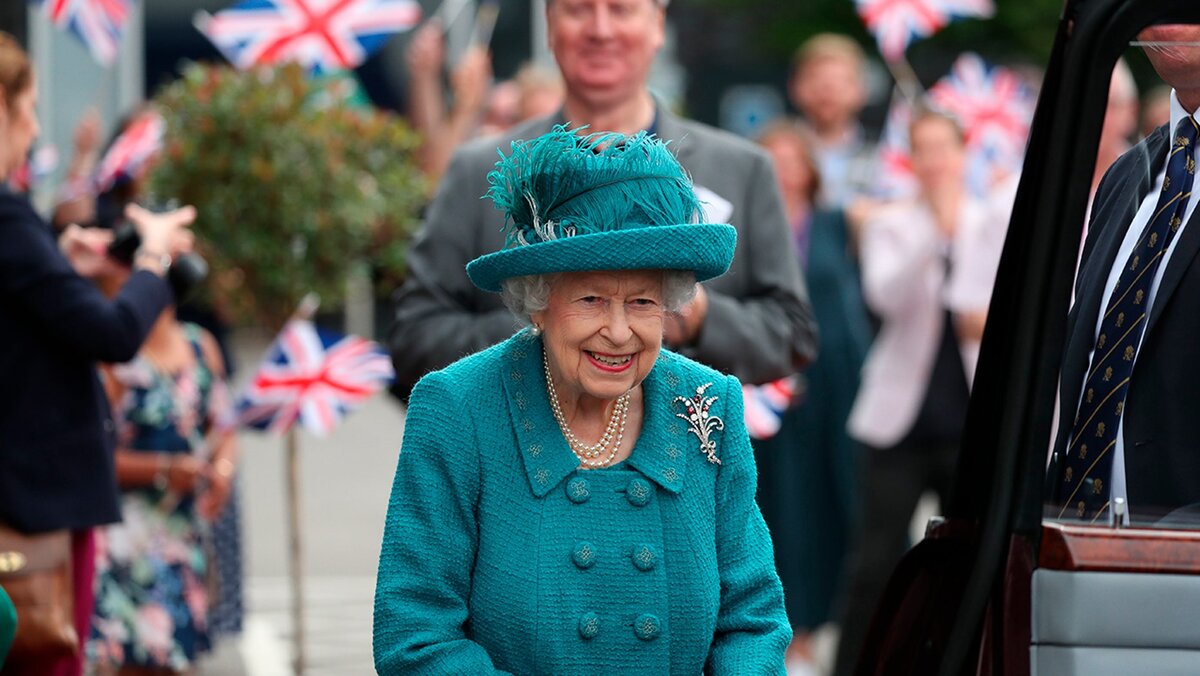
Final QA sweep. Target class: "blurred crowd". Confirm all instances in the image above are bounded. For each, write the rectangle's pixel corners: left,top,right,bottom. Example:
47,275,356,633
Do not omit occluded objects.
0,0,1178,674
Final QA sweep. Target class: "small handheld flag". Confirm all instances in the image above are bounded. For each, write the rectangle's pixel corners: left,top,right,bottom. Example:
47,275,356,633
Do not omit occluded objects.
928,53,1036,195
855,0,994,62
40,0,135,66
742,377,800,441
877,95,917,200
877,54,1035,199
195,0,422,74
93,110,164,192
238,319,394,436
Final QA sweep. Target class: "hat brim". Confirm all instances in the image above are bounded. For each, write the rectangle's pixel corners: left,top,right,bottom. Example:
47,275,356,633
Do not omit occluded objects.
466,223,737,293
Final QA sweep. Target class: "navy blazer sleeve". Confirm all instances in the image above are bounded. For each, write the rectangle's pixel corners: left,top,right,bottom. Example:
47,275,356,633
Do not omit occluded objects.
0,190,171,363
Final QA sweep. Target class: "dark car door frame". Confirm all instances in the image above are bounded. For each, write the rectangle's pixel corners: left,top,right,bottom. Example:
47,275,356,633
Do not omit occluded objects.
856,1,1200,675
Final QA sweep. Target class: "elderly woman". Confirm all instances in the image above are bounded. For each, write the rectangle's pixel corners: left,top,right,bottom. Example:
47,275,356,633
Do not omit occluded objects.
373,127,790,674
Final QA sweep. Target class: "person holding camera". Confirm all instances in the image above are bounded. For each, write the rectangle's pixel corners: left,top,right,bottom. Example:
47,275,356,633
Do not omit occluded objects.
0,32,195,676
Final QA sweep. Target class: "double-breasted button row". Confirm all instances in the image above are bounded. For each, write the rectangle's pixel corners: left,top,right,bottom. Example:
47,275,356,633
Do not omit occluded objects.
576,613,662,641
571,543,659,571
569,476,652,507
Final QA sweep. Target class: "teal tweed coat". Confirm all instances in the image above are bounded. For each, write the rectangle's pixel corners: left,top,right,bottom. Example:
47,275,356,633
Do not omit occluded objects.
374,330,790,674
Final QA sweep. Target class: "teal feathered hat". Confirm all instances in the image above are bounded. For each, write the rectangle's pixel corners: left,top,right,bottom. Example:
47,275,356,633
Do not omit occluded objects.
466,125,737,293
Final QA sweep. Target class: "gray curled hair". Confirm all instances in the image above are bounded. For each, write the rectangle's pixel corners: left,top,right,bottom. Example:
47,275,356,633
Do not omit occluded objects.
501,271,697,325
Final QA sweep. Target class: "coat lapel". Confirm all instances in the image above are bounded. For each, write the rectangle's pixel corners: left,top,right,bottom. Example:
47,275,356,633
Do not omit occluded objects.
1146,131,1200,338
625,356,687,494
1063,128,1166,394
503,332,580,498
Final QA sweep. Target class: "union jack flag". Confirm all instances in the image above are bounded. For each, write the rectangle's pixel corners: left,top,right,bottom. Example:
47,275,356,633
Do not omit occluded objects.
877,54,1035,199
855,0,994,61
195,0,422,74
39,0,134,66
929,53,1036,195
742,377,799,441
877,94,918,200
238,319,394,436
93,110,164,192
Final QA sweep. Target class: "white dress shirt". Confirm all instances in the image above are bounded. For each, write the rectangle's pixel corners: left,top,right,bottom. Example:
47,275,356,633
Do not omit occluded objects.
1076,91,1200,520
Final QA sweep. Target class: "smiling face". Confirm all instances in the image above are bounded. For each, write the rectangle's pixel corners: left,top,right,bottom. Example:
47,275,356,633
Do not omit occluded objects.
546,0,665,110
532,269,665,404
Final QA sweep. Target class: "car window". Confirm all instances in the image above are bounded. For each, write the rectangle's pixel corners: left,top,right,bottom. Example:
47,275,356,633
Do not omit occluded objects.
1042,22,1200,532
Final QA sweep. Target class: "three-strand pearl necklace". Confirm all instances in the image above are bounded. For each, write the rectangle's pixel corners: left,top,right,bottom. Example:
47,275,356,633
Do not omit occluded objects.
544,355,631,468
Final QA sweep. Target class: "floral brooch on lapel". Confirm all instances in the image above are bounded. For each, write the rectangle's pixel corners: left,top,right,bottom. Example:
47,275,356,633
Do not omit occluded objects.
674,383,724,465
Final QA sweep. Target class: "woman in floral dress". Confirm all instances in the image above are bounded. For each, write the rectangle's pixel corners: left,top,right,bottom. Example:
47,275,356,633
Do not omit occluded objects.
89,300,238,675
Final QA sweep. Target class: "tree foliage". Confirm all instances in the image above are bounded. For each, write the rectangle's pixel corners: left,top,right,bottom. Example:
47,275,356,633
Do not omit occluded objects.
684,0,1065,68
149,62,426,328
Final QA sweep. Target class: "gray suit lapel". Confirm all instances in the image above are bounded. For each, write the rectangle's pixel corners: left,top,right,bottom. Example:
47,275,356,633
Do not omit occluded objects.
655,109,694,163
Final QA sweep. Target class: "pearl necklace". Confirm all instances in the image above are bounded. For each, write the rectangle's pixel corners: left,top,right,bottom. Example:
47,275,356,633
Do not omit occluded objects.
544,355,631,468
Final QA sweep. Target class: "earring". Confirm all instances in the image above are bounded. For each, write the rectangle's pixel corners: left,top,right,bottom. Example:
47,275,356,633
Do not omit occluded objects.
530,324,542,336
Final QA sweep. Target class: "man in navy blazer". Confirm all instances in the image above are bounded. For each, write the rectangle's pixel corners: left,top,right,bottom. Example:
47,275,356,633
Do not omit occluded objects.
1048,25,1200,524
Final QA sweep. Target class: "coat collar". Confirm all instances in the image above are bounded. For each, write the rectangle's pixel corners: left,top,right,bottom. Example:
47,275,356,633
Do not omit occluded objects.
1066,127,1165,373
502,331,701,498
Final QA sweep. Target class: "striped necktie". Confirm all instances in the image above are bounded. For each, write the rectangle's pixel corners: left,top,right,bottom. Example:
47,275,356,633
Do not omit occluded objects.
1056,116,1200,521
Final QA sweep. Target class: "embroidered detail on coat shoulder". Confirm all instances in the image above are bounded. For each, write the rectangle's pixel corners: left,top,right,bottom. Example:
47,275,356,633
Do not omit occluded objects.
673,382,724,465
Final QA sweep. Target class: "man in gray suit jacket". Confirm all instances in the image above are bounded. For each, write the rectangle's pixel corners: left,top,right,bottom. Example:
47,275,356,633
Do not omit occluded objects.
388,0,817,398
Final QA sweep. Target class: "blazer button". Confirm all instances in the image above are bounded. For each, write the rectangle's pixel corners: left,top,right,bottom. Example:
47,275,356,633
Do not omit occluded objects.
578,612,600,640
631,544,657,571
566,477,591,504
572,542,597,569
634,613,661,641
626,478,652,507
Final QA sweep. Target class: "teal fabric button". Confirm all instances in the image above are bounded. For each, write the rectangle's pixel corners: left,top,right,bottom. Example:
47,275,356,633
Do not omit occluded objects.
631,544,657,572
566,477,591,504
626,478,652,507
634,613,661,641
578,612,600,640
572,542,597,569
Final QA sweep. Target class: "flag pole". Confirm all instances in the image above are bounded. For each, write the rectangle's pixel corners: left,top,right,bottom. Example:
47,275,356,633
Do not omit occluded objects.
284,293,319,675
286,426,305,675
883,54,925,105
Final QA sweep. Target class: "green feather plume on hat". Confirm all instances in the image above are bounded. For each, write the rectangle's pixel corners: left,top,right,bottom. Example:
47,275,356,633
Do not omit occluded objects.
485,125,702,249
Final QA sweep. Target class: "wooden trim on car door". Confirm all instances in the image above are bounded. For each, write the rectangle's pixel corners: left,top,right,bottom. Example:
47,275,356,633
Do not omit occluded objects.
1039,522,1200,574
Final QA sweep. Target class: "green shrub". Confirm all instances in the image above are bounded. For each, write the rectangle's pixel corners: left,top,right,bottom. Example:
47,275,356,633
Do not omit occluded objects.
149,62,425,328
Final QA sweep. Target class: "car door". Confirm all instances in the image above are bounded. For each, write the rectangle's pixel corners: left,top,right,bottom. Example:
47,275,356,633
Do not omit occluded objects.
852,1,1200,675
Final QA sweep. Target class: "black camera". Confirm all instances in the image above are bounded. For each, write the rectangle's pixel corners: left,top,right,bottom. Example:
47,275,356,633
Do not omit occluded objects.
106,221,208,304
